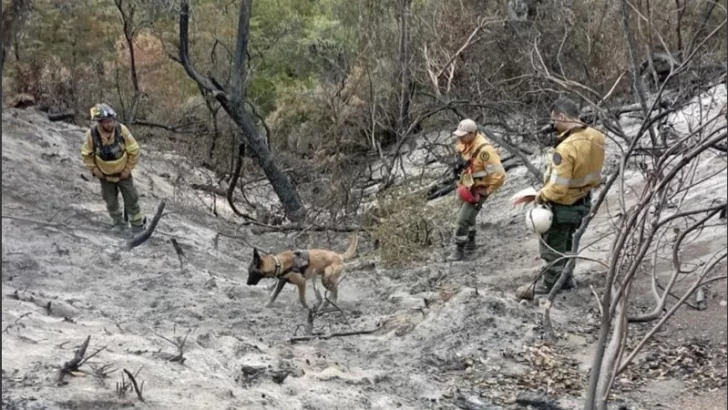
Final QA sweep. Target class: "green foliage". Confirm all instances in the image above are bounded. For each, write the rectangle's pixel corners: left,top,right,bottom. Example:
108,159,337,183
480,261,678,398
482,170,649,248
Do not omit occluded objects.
246,0,356,114
26,1,117,66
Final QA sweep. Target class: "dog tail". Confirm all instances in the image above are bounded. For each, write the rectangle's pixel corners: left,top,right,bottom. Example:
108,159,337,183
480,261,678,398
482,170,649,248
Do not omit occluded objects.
341,233,358,260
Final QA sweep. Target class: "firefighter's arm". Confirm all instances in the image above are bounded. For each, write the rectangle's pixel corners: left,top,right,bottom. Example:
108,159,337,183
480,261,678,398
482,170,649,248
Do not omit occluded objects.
486,173,506,195
121,125,141,171
537,147,573,203
80,131,97,172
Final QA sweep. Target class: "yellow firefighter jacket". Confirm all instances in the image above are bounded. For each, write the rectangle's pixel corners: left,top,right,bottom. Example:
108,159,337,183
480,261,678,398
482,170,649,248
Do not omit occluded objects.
456,133,506,196
81,123,140,183
537,126,606,205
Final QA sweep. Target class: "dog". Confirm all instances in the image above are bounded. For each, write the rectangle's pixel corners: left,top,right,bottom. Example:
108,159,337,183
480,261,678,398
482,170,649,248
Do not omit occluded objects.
246,234,358,310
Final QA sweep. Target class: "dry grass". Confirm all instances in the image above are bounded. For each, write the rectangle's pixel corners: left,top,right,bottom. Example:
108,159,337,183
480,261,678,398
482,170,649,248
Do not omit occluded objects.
367,188,454,268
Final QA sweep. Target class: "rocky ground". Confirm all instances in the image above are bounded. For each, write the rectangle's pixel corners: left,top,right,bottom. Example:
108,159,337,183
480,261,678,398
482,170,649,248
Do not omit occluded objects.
2,85,726,410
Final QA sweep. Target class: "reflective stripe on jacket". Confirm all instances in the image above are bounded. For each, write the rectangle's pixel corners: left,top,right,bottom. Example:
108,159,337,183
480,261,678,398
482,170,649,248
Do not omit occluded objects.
538,126,606,205
456,133,506,195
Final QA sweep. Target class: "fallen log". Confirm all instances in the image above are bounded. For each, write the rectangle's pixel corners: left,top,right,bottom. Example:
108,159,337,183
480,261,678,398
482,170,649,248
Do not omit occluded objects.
48,112,75,122
190,183,228,197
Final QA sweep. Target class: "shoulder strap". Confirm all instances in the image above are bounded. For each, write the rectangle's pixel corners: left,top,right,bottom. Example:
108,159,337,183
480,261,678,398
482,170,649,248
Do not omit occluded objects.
114,124,123,144
90,126,100,153
473,143,488,157
468,143,489,163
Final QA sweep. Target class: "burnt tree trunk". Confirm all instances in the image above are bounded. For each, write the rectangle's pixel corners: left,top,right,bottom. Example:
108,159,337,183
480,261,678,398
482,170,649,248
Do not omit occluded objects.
1,0,34,74
395,0,412,138
114,0,143,123
176,0,305,222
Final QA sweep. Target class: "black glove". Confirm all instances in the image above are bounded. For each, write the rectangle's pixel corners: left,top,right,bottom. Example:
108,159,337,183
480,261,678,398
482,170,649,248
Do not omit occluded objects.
452,158,467,180
536,123,558,147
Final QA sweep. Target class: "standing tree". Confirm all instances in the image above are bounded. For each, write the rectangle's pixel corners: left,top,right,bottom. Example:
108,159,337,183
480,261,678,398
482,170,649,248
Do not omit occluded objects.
176,0,305,223
1,0,34,74
113,0,144,124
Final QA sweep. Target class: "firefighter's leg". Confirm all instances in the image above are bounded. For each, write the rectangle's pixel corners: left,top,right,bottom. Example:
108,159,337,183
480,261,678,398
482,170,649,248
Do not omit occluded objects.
538,221,575,292
101,180,124,229
118,176,146,233
465,196,486,254
447,199,480,261
542,203,591,289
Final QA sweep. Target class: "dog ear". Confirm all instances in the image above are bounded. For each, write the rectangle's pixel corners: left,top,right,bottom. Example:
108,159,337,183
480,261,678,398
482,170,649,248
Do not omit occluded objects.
252,248,261,265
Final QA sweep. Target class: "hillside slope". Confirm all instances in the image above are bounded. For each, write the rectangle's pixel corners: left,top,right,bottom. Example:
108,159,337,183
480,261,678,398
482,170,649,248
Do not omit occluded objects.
2,85,727,410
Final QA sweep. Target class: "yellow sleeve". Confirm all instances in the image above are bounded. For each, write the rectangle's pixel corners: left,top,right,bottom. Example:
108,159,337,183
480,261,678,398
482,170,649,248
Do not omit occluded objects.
120,125,140,171
488,145,502,164
80,131,97,171
538,146,573,203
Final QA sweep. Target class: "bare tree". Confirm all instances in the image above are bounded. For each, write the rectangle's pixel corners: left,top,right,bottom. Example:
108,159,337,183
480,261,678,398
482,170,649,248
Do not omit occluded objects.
175,0,305,222
396,0,413,136
586,103,726,410
113,0,143,123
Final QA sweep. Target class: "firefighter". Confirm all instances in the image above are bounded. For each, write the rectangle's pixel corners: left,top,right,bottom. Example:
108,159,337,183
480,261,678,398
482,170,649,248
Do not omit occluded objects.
447,118,506,261
516,97,606,299
81,103,146,233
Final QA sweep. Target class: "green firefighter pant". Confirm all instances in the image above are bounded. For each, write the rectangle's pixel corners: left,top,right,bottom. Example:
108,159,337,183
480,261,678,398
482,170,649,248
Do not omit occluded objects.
539,201,590,288
100,176,143,226
453,196,487,244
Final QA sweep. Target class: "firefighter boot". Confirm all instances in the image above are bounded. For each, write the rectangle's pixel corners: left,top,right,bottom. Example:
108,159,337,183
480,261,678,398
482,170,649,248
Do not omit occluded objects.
131,216,148,234
446,242,466,262
464,229,477,257
110,218,127,233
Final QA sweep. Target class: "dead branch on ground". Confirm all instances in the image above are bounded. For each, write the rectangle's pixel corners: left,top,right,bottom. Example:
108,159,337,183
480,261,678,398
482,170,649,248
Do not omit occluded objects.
57,335,107,384
116,365,144,401
170,238,186,268
190,183,229,197
153,328,192,364
90,363,117,381
293,275,355,340
2,312,32,335
244,219,360,233
289,326,382,343
122,368,145,402
2,214,102,242
125,200,166,251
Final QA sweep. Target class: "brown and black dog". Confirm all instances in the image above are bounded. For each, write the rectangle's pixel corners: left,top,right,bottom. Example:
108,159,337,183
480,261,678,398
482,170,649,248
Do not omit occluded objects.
247,234,358,310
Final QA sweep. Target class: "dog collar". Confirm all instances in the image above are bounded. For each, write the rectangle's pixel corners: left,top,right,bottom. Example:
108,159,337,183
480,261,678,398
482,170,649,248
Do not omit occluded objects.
273,255,282,277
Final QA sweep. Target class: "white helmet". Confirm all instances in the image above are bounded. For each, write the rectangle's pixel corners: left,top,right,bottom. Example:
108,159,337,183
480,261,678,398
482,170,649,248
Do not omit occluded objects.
525,205,553,234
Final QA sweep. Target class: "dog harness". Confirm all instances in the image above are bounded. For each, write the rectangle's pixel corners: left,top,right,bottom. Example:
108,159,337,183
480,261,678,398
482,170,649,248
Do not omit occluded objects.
293,250,310,273
272,251,311,278
272,255,283,277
